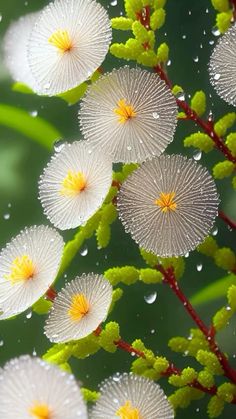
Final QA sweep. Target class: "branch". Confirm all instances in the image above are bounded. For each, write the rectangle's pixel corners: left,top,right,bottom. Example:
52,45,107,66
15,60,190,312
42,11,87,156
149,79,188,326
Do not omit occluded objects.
156,265,236,385
154,64,236,164
219,210,236,230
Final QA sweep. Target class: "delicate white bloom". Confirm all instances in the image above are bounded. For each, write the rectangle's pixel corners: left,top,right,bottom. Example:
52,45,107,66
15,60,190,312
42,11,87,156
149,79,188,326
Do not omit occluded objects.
118,154,219,257
90,372,174,418
45,273,112,343
28,0,112,96
39,141,112,230
0,355,87,418
79,66,178,163
0,225,64,319
3,12,40,90
209,24,236,106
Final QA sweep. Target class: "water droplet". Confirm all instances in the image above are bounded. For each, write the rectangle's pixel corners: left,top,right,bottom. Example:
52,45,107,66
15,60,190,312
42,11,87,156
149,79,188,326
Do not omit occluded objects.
185,252,189,258
144,292,157,304
44,82,51,90
80,246,88,256
214,73,221,81
110,0,117,5
212,226,218,236
54,139,66,152
0,340,4,347
176,91,185,101
209,39,215,45
152,112,160,119
26,310,32,319
150,329,155,334
29,110,38,117
212,26,220,37
167,59,171,66
182,34,186,39
3,213,10,220
193,56,199,62
196,263,203,272
0,15,2,23
193,150,202,161
127,146,132,151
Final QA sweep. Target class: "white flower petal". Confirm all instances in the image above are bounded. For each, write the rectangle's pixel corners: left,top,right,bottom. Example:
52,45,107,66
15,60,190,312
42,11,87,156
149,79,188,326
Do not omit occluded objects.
38,141,112,230
209,24,236,106
90,372,174,418
28,0,112,96
3,12,40,89
45,273,112,343
0,355,87,418
0,225,64,319
118,154,219,257
79,66,178,163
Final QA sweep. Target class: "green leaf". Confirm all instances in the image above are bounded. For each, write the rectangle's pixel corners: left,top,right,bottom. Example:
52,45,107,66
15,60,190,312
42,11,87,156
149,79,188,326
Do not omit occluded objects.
0,104,61,149
57,82,88,105
12,82,34,94
190,274,236,306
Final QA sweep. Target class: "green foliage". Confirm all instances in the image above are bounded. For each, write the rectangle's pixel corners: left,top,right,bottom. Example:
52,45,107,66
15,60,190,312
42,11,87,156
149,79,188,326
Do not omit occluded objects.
140,249,185,279
217,382,236,403
207,396,225,418
169,387,203,409
191,91,206,117
98,322,120,352
227,284,236,311
214,113,236,137
213,161,235,179
150,8,166,30
214,248,236,271
0,104,61,150
197,236,218,257
226,132,236,156
108,288,124,314
111,16,133,30
216,11,233,33
43,343,73,366
153,356,169,373
12,82,34,94
169,368,197,387
232,176,236,190
190,274,236,306
32,297,52,315
81,388,100,403
169,329,209,357
213,306,232,331
184,132,214,153
139,268,163,283
198,369,215,388
72,334,100,359
58,82,88,105
156,42,169,63
96,223,111,248
211,0,230,12
196,350,223,375
104,266,139,286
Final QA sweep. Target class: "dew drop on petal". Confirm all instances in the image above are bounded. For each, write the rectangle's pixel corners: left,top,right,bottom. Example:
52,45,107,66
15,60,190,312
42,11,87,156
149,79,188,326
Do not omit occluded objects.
152,112,160,119
54,139,66,153
144,292,157,304
214,73,221,81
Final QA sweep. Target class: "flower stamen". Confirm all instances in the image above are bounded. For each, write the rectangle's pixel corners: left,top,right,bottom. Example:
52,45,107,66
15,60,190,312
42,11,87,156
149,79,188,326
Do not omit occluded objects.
29,403,51,419
60,170,87,197
48,29,73,53
6,255,35,284
68,293,90,321
155,192,177,213
116,400,140,419
114,99,136,123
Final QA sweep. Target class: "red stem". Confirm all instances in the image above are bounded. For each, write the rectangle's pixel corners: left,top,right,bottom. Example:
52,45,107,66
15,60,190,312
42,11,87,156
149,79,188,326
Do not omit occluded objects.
157,265,236,384
230,0,236,20
219,210,236,230
154,65,236,164
45,286,57,301
136,6,151,30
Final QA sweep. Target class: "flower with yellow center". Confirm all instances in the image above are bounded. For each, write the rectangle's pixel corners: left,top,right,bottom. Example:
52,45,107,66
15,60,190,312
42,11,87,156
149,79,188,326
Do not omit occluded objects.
79,66,178,163
28,0,112,95
155,192,177,213
114,99,136,124
68,293,90,321
116,401,140,419
0,356,88,418
61,171,87,197
90,373,174,418
118,154,219,257
45,273,112,343
48,30,73,53
0,225,64,320
39,141,112,230
29,403,51,419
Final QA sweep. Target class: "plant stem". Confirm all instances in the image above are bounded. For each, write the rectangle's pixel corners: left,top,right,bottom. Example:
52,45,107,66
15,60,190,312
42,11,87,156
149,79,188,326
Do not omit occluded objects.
219,210,236,230
154,64,236,164
156,265,236,384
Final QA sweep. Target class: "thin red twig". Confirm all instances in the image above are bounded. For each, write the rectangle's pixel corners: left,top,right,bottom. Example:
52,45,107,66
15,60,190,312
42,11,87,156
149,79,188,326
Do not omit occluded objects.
136,6,151,30
157,265,236,384
154,64,236,164
230,0,236,20
219,210,236,230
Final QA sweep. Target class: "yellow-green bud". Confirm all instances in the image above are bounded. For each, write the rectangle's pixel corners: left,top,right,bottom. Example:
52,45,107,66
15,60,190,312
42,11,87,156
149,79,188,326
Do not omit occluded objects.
72,335,100,359
81,388,100,402
214,248,236,271
213,160,235,179
111,17,134,30
153,356,169,373
142,368,160,380
207,396,225,418
96,223,111,248
125,0,143,20
191,91,206,117
131,358,150,374
184,132,214,153
137,51,158,67
168,337,189,353
213,306,232,331
154,0,166,9
98,322,120,353
233,176,236,190
216,11,233,33
109,288,123,314
217,382,236,403
198,370,215,388
172,85,184,96
125,38,144,59
227,284,236,311
101,203,117,225
156,42,169,63
140,248,158,267
132,20,149,42
196,350,223,375
211,0,230,12
197,236,218,257
214,112,236,136
105,266,139,286
226,133,236,157
110,43,131,60
122,163,139,178
139,268,163,283
150,8,166,30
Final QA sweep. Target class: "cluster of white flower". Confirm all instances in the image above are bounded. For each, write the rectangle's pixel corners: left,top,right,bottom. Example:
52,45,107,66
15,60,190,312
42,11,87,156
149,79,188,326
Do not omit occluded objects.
1,0,225,416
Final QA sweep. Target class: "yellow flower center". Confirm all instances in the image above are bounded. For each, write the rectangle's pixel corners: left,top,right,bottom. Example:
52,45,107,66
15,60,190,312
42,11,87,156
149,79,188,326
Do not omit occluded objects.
60,170,87,197
68,293,90,321
116,400,140,419
114,99,136,123
48,29,73,53
155,192,177,213
6,255,36,284
29,403,51,419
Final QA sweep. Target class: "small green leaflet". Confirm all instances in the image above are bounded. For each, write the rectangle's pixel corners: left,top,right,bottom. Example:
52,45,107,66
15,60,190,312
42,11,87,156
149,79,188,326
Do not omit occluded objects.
190,274,236,306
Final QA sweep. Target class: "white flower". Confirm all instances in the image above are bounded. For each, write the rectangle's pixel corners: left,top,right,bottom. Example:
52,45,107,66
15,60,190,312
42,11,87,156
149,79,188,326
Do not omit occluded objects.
3,12,40,90
0,225,64,319
28,0,112,96
38,141,112,230
44,273,112,343
90,372,174,418
118,154,219,257
79,66,178,163
0,355,88,418
209,24,236,106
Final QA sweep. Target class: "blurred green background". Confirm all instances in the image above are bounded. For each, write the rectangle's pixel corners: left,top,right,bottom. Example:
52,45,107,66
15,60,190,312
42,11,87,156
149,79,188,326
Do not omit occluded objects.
0,0,236,417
